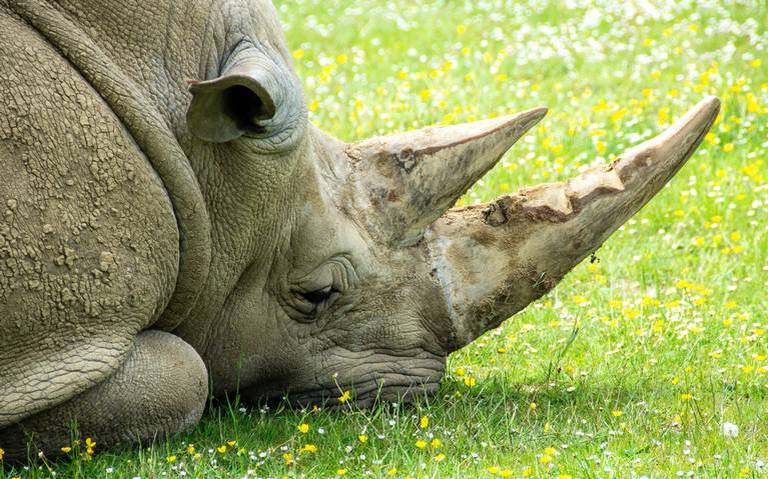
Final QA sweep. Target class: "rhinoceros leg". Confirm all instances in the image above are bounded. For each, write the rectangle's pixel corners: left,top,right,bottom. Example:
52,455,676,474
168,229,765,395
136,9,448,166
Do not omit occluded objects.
0,330,208,463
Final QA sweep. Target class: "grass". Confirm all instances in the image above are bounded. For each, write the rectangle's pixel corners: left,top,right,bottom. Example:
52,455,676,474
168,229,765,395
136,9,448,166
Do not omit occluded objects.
4,0,767,477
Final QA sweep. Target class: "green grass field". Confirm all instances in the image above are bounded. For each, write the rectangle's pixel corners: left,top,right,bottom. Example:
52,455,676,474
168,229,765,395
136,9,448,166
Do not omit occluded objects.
3,0,767,477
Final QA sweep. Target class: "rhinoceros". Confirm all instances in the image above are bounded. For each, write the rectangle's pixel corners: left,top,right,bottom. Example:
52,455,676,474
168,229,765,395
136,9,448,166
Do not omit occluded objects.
0,0,719,462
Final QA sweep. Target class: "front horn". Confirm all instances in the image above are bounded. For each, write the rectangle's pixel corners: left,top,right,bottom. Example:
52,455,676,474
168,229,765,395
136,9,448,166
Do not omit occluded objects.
425,96,721,351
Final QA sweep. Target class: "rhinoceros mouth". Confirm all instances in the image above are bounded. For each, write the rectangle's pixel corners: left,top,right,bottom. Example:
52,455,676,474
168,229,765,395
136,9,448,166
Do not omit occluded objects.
244,351,446,409
258,377,442,409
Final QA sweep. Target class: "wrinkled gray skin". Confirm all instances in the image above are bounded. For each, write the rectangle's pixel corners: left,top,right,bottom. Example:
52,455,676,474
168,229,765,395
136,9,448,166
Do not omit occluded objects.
0,0,719,462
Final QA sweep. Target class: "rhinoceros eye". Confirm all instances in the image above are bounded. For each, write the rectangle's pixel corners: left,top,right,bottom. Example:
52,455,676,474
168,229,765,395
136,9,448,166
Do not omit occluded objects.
290,285,340,321
286,255,356,321
299,286,336,305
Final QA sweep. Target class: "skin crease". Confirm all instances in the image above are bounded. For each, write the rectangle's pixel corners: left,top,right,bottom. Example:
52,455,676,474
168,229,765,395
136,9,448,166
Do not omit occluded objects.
0,0,718,462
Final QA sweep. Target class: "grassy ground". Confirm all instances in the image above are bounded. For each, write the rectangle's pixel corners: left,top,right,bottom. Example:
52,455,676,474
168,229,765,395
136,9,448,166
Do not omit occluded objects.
3,0,767,477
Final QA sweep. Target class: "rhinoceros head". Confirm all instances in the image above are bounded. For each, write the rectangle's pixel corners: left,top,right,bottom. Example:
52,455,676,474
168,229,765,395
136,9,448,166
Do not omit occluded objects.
174,0,719,407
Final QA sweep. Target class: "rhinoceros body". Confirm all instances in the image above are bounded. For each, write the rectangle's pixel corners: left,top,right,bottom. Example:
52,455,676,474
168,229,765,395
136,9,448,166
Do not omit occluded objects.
0,0,718,462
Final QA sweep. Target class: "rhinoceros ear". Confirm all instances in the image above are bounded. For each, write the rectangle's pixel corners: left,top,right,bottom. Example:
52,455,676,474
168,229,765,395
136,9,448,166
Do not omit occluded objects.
187,63,277,143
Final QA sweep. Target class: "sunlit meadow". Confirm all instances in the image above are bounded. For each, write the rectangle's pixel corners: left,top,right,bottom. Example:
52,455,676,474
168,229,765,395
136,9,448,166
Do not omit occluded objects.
3,0,767,477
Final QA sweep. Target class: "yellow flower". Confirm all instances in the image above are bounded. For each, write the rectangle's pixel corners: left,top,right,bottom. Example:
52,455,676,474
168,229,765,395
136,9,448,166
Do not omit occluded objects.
540,454,553,464
283,452,294,465
454,367,466,377
434,453,446,462
336,54,348,64
522,466,533,476
387,468,398,476
456,24,467,34
595,140,606,154
750,59,762,67
463,376,477,387
544,447,557,456
338,390,351,403
529,402,537,411
299,444,318,453
622,308,641,319
487,466,500,475
227,440,236,446
611,107,628,123
723,143,734,152
60,446,72,454
217,444,227,454
658,106,670,125
337,468,348,475
740,466,750,476
419,416,429,429
166,455,177,463
298,423,310,433
415,440,428,449
572,294,589,305
612,410,623,417
680,393,693,401
652,319,664,333
292,49,305,59
85,437,96,455
358,434,368,443
0,447,4,460
593,99,610,111
186,444,195,455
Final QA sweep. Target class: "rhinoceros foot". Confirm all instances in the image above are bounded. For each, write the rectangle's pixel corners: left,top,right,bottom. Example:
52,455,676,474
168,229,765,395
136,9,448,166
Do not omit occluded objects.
0,331,207,464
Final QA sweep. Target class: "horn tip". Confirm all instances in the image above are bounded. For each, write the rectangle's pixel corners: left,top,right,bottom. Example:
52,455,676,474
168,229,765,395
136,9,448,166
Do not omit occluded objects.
521,106,548,121
497,106,548,132
695,95,721,119
499,106,548,122
683,95,722,136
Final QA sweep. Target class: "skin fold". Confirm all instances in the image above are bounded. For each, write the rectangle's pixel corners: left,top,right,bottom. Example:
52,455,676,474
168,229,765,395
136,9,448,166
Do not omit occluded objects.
0,0,719,462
